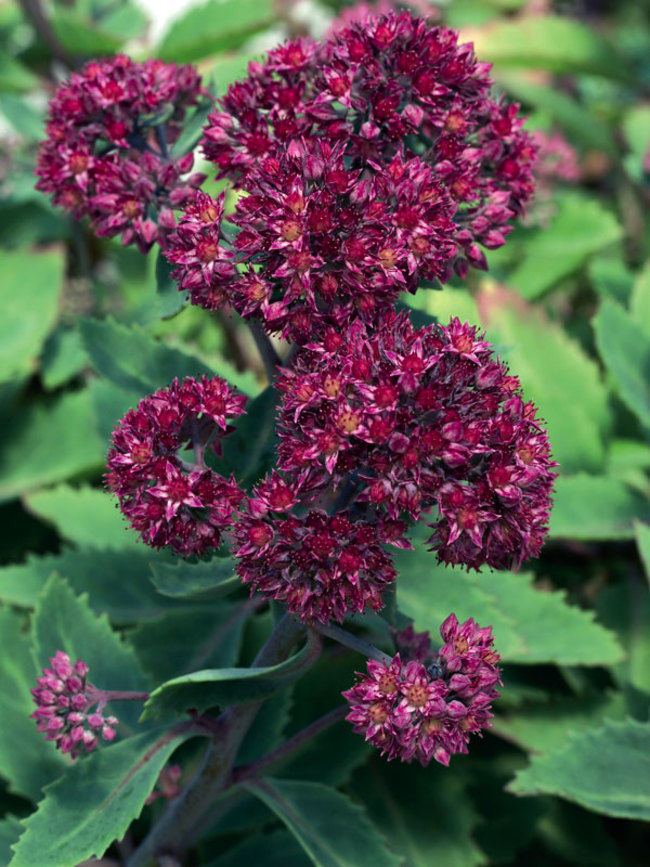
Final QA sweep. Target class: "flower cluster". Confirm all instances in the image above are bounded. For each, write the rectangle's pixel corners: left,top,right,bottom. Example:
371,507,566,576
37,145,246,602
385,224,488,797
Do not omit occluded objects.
167,144,457,340
31,651,118,758
106,376,246,556
36,56,205,253
343,614,501,766
277,313,556,569
232,473,397,623
179,11,535,336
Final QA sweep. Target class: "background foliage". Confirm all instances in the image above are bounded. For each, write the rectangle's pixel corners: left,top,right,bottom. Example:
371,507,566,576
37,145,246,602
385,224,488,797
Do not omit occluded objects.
0,0,649,864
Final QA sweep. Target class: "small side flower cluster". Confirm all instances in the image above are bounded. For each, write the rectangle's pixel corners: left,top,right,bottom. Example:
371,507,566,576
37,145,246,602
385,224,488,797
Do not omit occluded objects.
231,473,399,623
31,651,118,758
343,615,501,766
105,376,246,556
36,56,205,253
165,11,535,340
277,313,557,570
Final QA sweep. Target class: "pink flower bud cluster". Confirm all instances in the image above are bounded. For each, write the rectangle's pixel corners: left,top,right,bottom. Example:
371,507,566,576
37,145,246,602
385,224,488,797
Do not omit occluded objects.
36,56,205,253
175,12,535,337
166,144,457,342
343,614,501,767
276,313,556,570
231,472,398,623
106,376,246,556
31,651,118,758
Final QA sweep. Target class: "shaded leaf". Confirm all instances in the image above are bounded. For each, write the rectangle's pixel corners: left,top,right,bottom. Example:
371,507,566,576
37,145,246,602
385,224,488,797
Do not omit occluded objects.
9,727,194,867
155,249,187,319
213,385,279,487
508,719,650,820
396,541,623,666
635,522,650,589
593,299,650,428
596,582,650,695
203,829,312,867
40,326,88,390
0,52,39,92
244,777,401,867
351,762,486,867
630,260,650,338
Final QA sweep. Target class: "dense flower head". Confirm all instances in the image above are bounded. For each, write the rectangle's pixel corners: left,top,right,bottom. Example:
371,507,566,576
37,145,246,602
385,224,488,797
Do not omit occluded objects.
166,142,457,340
106,376,246,556
343,614,501,766
36,55,205,253
201,11,535,283
231,472,398,623
31,651,118,758
276,312,556,569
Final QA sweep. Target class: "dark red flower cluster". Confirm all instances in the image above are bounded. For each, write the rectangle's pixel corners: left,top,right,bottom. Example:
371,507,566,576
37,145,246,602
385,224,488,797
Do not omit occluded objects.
106,376,246,556
231,472,398,623
180,12,534,336
36,55,205,253
343,614,501,766
276,313,556,569
31,651,118,758
166,143,456,340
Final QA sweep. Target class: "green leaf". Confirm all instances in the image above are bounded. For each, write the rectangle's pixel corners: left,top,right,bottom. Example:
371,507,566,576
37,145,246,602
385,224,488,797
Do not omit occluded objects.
596,582,650,695
0,817,22,867
0,248,64,383
0,608,66,801
395,541,624,666
50,8,122,55
0,390,105,503
23,485,137,550
9,727,194,867
157,0,274,63
142,636,316,720
214,385,279,487
495,691,627,755
244,777,402,867
507,193,623,301
155,249,187,319
549,474,650,540
630,261,650,339
211,52,261,96
587,254,635,305
129,602,246,683
593,299,650,428
40,326,88,390
495,74,617,155
0,93,43,140
508,719,650,819
0,547,178,622
635,522,650,588
149,556,240,598
479,286,610,473
0,52,38,92
237,690,293,765
80,316,216,396
350,763,486,867
204,829,312,867
32,575,150,730
170,94,215,157
622,105,650,182
471,15,632,80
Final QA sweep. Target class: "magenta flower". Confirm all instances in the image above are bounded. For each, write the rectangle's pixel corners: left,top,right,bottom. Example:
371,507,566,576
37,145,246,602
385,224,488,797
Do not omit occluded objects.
232,473,397,623
106,376,246,556
36,56,205,253
276,313,557,570
201,11,535,281
343,614,501,766
31,651,118,758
